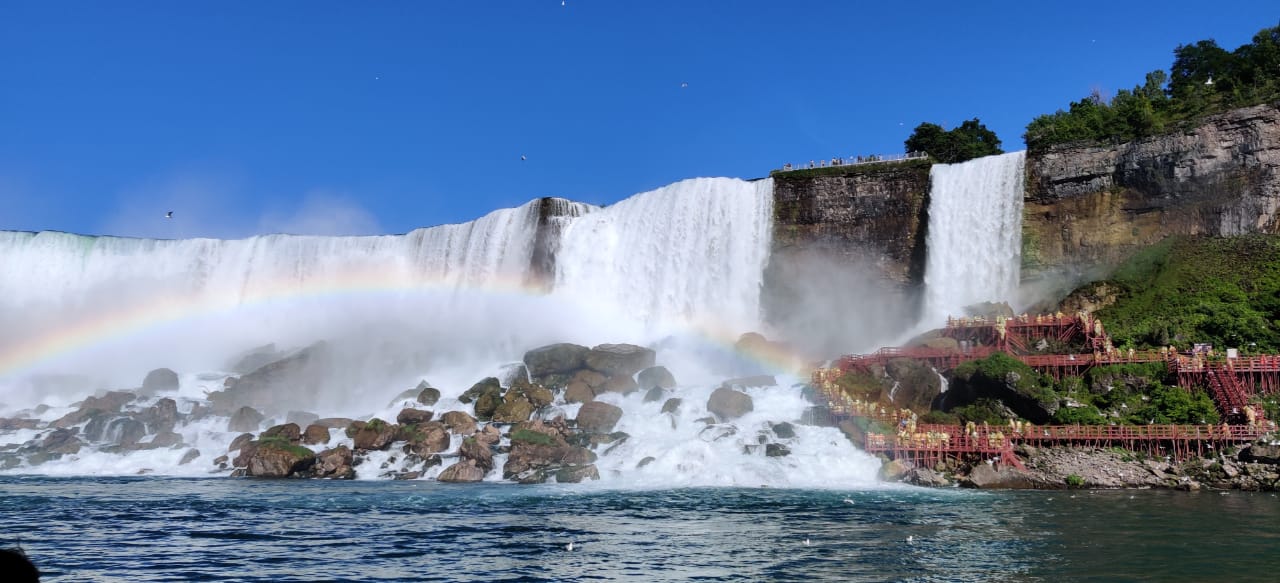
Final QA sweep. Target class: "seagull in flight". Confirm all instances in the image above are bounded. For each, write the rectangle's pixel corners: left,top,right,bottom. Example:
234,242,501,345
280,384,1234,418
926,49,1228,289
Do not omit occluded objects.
521,155,527,161
681,82,689,89
565,541,575,551
165,211,173,219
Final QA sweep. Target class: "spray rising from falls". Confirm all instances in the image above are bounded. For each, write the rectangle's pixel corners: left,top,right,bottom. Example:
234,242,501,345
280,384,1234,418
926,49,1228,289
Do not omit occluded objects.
923,151,1026,324
0,176,883,485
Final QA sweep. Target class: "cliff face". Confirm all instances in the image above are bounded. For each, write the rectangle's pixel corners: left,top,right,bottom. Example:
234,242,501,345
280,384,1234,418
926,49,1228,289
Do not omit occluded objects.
763,162,931,353
1024,103,1280,281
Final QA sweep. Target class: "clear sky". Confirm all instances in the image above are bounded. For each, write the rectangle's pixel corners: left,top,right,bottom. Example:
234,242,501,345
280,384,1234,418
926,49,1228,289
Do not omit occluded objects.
1,1,1274,238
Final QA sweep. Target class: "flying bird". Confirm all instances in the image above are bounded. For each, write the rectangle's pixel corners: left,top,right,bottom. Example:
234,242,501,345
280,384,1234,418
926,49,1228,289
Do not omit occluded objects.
521,155,527,161
165,211,173,219
681,82,689,88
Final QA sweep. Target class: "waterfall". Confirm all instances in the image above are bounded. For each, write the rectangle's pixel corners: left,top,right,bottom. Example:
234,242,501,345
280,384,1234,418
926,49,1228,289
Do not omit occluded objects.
923,151,1026,323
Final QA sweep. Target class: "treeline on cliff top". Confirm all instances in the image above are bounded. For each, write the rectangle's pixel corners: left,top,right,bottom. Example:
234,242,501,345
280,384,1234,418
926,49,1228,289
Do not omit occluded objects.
1024,22,1280,152
1084,235,1280,352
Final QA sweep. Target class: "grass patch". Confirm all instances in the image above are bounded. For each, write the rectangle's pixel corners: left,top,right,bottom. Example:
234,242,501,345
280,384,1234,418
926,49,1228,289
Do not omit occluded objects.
510,429,556,447
258,436,314,459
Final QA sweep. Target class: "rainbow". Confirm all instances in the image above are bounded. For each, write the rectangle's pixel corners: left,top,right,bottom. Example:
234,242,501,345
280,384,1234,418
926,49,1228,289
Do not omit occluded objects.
0,267,811,381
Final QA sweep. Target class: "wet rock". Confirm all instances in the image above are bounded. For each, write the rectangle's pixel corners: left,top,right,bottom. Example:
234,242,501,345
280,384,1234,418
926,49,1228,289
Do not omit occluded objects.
208,341,331,415
576,402,623,434
1239,438,1280,465
508,379,554,409
352,419,398,451
396,408,434,425
228,433,255,452
720,375,776,389
962,463,1041,489
503,430,597,484
600,375,638,395
227,343,283,374
261,423,302,443
906,467,951,487
81,390,137,414
707,387,753,420
564,380,596,404
643,387,666,403
32,428,83,459
243,440,316,478
698,424,737,442
661,398,682,414
82,412,116,442
474,390,504,421
771,422,796,439
285,411,319,428
879,459,911,481
556,464,600,483
571,370,608,391
765,443,791,457
492,397,535,423
141,368,180,395
416,381,442,406
228,406,265,433
213,455,229,469
105,417,147,447
585,344,655,377
302,424,331,445
140,398,180,434
179,448,201,465
637,456,656,469
459,437,494,473
523,343,590,378
0,418,39,431
637,366,677,391
474,424,501,447
441,411,478,436
392,471,421,481
403,421,451,457
533,406,567,422
314,445,355,479
438,459,487,483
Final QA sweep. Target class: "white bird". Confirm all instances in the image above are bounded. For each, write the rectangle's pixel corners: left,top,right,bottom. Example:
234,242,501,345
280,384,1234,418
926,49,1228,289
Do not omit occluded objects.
681,82,688,88
521,155,527,161
1206,76,1215,85
842,498,854,504
907,535,914,544
802,538,811,546
566,541,575,551
165,211,173,219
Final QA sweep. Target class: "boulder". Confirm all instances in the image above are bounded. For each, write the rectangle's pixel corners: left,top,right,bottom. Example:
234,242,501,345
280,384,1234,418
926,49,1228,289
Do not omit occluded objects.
765,443,791,457
459,377,501,404
492,398,535,423
416,383,442,406
261,423,302,443
228,433,255,452
504,432,597,483
244,440,316,478
314,445,356,479
396,408,434,425
459,437,494,472
500,363,530,387
140,398,180,434
352,419,398,451
879,459,912,481
962,463,1040,489
642,387,666,403
208,341,331,415
533,405,567,423
507,380,554,409
474,424,501,447
141,368,180,394
1239,438,1280,465
600,375,638,395
0,418,39,431
403,421,451,457
661,398,682,414
576,402,623,434
144,431,183,449
440,411,478,436
33,428,83,457
98,417,146,447
964,301,1016,319
571,369,608,390
637,366,677,391
563,381,596,404
906,467,951,487
555,464,600,483
302,424,330,445
771,422,796,439
438,460,487,483
82,412,117,442
720,375,776,389
179,448,201,465
228,406,265,433
285,411,319,428
707,387,753,420
523,343,590,378
227,343,283,374
80,390,137,413
585,344,655,377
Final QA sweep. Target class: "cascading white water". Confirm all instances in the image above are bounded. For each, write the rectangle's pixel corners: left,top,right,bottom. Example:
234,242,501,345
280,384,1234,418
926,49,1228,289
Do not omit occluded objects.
0,176,887,486
923,151,1026,323
554,177,775,335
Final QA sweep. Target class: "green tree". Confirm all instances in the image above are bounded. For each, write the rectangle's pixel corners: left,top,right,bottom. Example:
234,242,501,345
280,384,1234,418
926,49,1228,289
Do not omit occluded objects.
904,118,1003,163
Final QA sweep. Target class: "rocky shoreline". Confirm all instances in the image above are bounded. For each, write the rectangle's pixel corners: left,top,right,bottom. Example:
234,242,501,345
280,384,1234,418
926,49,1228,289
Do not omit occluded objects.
881,437,1280,491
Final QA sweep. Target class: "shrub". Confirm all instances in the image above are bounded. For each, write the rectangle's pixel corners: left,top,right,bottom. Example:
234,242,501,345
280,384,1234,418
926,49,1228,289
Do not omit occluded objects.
1065,474,1086,488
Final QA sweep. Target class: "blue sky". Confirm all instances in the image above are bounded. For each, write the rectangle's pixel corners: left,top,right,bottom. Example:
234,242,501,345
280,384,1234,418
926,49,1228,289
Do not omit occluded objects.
1,1,1274,238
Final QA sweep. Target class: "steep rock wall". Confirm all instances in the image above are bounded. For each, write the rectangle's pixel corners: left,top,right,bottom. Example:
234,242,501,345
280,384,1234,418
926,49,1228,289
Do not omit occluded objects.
1024,103,1280,284
763,162,931,353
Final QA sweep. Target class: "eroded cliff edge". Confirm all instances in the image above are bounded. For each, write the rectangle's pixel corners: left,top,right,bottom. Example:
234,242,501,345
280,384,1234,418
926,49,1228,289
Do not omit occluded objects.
1023,103,1280,286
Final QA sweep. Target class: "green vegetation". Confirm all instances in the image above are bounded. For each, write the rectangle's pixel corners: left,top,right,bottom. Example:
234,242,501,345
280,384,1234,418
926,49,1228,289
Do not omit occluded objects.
1025,22,1280,151
952,352,1058,409
510,429,556,447
1065,474,1086,488
769,156,932,178
258,436,314,459
1050,362,1219,425
1094,235,1280,350
834,369,890,403
904,119,1003,163
950,398,1010,425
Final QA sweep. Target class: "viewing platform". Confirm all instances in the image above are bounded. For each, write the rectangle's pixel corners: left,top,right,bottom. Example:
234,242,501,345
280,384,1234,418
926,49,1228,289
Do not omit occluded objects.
771,151,930,175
